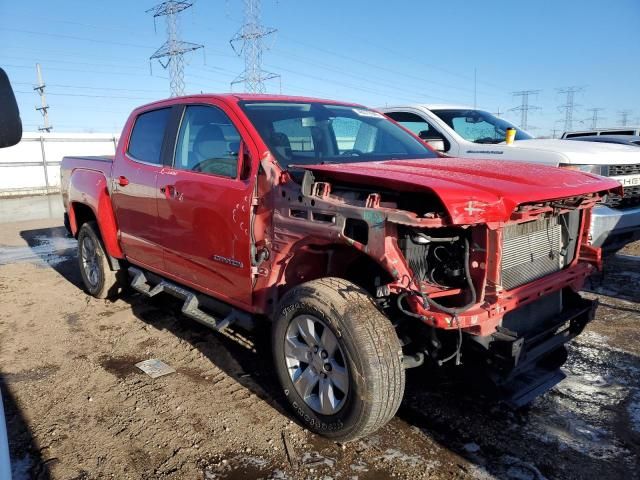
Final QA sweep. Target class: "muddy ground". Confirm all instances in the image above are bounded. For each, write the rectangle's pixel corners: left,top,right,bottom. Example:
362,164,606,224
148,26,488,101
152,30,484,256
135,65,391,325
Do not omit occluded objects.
0,196,639,480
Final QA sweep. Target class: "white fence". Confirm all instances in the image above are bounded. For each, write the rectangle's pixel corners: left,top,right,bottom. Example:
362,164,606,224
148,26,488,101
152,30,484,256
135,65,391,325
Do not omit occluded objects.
0,132,118,197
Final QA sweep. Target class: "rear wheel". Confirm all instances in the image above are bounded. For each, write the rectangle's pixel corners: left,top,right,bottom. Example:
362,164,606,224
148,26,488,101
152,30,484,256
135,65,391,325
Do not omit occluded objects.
272,277,405,441
77,221,120,299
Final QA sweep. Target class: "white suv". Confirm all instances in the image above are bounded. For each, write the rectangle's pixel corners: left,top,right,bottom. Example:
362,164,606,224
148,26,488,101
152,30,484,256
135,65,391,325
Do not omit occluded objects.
380,104,640,251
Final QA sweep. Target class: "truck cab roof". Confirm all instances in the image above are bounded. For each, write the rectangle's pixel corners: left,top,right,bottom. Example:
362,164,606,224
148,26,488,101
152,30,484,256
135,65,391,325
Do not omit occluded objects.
135,93,364,111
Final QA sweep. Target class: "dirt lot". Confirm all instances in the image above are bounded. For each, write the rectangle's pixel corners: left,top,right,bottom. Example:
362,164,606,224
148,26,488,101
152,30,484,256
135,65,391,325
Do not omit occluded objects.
1,196,639,480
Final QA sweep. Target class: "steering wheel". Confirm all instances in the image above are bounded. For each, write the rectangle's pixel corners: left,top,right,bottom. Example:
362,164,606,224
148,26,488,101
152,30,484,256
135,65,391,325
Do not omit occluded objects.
190,158,236,177
340,149,364,156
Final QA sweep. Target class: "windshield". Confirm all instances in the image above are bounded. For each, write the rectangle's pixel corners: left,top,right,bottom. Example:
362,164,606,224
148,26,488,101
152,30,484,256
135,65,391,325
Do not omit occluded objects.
431,109,533,144
240,101,436,169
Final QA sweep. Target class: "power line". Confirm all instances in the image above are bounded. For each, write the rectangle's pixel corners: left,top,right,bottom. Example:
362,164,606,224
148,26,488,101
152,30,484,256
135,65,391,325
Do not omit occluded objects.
34,63,52,132
0,27,155,49
16,90,157,101
510,90,541,130
557,86,584,132
618,110,632,126
586,108,604,129
147,1,204,97
3,63,169,80
230,0,280,93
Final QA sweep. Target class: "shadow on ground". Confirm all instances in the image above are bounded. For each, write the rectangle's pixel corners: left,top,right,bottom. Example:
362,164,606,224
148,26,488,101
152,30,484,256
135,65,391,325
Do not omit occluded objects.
1,380,51,480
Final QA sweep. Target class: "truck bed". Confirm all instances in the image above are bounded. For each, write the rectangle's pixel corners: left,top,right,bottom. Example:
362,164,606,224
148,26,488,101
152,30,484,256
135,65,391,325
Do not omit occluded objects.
64,155,114,163
61,155,113,174
60,155,115,213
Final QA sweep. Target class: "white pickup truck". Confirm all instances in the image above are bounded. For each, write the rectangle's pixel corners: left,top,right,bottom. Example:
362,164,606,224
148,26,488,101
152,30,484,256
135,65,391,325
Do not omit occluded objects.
380,105,640,251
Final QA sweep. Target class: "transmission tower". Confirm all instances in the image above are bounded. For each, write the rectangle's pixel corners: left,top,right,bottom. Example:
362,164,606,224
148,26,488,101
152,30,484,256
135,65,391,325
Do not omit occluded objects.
618,110,632,126
34,63,52,132
510,90,540,130
586,108,604,129
557,86,583,132
147,1,203,97
230,0,280,93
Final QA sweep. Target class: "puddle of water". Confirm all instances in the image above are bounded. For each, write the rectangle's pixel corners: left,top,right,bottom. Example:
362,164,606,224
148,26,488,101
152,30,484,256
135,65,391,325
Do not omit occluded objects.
629,391,640,434
523,334,639,464
500,455,547,480
0,235,76,266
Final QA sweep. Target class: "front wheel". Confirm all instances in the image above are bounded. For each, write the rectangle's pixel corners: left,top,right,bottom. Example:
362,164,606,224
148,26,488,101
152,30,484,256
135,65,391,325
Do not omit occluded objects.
272,277,405,441
77,221,121,299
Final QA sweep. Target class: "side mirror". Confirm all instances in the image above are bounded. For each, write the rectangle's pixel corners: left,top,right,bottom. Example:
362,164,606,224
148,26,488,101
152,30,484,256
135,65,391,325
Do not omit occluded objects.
425,139,446,152
0,68,23,148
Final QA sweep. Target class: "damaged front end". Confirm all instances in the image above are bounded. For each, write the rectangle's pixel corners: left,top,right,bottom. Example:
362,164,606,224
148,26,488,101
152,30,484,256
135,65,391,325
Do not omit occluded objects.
254,156,618,407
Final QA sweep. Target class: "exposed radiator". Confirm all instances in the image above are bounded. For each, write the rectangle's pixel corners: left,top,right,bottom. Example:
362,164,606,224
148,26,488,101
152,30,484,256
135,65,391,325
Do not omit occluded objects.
501,217,564,290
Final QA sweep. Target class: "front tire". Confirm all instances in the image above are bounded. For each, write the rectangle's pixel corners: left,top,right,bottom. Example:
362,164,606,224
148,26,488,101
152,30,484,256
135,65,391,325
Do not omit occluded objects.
272,277,405,441
77,221,120,299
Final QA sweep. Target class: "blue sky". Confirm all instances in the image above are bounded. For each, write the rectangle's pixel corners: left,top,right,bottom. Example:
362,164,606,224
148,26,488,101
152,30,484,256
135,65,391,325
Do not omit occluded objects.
1,0,638,136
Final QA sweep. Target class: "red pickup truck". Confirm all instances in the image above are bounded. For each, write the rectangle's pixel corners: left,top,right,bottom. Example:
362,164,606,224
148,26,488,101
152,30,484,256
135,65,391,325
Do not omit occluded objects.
61,94,620,441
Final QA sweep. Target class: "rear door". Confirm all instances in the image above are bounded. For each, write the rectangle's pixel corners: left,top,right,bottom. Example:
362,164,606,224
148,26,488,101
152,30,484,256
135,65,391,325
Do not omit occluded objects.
111,107,172,271
155,101,256,307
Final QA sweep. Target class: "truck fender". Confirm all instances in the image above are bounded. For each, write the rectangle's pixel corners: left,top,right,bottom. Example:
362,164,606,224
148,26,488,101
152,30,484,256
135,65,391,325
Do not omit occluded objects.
67,169,124,259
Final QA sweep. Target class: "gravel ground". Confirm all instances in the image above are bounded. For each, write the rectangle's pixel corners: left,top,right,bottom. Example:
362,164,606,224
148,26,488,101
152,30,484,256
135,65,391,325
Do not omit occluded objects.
0,206,638,479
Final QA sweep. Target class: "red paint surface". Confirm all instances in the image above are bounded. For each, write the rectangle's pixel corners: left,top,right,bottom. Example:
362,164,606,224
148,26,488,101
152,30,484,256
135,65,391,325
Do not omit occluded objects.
304,158,622,225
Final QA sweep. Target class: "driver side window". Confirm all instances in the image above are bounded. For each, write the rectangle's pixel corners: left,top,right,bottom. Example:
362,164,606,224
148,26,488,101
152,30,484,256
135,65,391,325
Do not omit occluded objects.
174,105,241,178
386,111,449,151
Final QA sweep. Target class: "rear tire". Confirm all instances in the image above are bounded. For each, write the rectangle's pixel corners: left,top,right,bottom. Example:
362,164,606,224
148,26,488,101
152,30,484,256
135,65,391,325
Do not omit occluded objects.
77,221,120,299
272,277,405,441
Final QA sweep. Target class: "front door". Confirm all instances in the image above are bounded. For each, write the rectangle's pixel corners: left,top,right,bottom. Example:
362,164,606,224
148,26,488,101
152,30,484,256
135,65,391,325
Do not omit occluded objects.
111,107,171,271
155,103,255,307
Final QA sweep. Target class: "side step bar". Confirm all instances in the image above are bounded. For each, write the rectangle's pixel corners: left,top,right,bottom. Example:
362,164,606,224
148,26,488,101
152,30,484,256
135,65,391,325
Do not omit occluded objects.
129,267,250,332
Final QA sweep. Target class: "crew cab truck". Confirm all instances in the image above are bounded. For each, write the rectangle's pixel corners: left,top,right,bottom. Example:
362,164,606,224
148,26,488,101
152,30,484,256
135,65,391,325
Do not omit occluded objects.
380,105,640,251
61,94,620,441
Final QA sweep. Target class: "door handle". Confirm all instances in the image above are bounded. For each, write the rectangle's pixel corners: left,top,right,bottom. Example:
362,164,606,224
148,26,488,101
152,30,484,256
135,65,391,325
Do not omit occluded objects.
160,185,182,200
118,176,129,187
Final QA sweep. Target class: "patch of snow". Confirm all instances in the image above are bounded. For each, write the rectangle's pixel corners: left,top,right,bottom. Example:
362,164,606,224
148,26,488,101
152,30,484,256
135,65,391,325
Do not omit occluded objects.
375,448,424,467
300,451,336,468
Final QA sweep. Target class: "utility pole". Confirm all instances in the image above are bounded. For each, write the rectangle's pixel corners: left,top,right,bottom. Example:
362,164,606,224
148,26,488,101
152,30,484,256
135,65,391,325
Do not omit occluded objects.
147,1,203,97
230,0,280,93
34,63,52,132
586,108,604,129
618,110,632,126
510,90,540,130
557,86,583,132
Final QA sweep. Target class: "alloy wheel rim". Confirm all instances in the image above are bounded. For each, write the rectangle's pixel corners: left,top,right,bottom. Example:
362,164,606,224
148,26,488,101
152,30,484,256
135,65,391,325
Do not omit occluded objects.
284,314,349,415
81,236,100,288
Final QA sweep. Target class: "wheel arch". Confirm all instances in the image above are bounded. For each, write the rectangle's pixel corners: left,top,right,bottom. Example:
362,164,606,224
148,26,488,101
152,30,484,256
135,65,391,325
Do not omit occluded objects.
275,242,394,306
66,170,123,259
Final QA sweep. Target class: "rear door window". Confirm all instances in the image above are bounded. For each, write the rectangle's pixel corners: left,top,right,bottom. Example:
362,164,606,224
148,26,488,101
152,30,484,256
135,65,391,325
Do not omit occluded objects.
128,108,171,164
